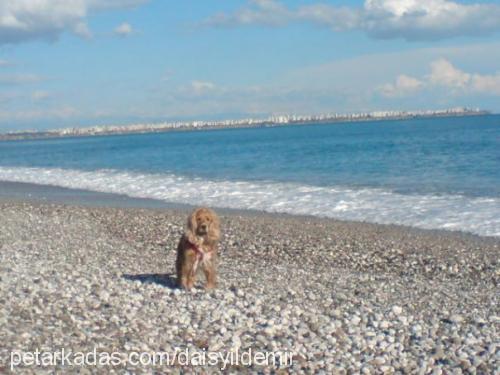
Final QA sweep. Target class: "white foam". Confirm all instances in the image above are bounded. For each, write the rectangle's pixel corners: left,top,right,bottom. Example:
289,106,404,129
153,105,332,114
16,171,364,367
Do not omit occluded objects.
0,166,499,237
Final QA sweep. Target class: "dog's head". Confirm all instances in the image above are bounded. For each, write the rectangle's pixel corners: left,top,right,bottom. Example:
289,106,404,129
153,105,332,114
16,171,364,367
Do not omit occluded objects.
187,207,220,241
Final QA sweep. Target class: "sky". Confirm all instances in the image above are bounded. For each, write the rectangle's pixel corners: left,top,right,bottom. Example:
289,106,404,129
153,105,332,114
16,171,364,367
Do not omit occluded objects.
0,0,500,131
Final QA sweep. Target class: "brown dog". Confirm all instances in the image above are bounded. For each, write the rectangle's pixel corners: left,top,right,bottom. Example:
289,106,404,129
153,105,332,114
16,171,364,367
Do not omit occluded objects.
176,207,220,290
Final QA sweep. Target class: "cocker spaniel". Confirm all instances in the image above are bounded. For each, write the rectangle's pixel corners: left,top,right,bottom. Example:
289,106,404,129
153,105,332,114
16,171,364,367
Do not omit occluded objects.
176,207,221,290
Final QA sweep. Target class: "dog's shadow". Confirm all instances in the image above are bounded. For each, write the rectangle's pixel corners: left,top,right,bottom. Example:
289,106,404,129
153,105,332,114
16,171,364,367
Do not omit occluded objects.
122,273,178,289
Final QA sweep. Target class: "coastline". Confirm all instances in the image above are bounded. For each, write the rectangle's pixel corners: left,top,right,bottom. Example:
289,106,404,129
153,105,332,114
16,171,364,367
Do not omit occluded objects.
0,110,491,142
0,180,191,210
0,179,497,240
0,197,498,372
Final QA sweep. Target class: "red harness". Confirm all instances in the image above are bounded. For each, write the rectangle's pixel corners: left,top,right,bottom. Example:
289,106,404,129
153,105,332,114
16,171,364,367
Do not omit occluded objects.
187,240,212,276
187,240,205,259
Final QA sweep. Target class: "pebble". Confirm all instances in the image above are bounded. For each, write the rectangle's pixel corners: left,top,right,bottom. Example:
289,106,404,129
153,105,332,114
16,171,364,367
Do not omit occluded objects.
351,316,361,326
392,306,403,315
450,314,464,324
0,202,497,374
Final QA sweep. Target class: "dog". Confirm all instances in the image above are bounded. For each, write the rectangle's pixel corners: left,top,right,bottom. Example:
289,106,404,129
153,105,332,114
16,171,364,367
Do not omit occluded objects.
176,207,220,290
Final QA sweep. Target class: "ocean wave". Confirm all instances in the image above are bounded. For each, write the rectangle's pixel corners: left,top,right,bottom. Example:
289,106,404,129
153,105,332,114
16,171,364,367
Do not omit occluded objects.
0,166,499,237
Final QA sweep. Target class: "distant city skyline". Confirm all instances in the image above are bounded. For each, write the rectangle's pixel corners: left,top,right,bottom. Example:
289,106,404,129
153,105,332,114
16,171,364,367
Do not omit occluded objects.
0,107,488,140
0,0,500,131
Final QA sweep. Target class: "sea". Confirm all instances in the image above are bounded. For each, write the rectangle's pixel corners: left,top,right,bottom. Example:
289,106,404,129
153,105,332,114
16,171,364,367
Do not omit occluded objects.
0,115,499,237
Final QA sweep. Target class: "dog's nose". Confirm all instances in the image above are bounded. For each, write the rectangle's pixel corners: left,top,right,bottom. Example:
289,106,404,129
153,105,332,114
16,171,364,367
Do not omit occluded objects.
201,224,207,230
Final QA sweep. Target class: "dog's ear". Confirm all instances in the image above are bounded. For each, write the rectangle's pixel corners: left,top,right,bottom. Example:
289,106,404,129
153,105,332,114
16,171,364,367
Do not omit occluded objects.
187,209,199,234
185,210,198,244
208,210,221,242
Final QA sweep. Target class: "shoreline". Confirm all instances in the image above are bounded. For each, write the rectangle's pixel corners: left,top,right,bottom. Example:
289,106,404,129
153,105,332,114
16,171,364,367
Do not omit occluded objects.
0,179,498,241
0,199,498,372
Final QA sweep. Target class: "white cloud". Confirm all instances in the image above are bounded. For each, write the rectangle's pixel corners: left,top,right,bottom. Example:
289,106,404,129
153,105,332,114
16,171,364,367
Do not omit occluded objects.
204,0,500,41
296,4,362,31
114,22,133,37
161,51,500,120
471,73,500,95
425,59,500,95
86,0,148,10
380,58,500,97
204,0,354,28
428,58,471,89
379,74,424,97
73,21,93,39
0,0,148,44
207,0,290,27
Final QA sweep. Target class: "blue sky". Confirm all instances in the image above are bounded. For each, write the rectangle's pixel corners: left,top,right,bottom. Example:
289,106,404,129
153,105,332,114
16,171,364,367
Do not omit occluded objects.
0,0,500,131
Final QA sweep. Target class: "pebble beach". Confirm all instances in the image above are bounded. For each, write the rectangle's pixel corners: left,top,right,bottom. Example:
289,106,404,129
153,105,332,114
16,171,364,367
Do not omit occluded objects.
0,200,498,374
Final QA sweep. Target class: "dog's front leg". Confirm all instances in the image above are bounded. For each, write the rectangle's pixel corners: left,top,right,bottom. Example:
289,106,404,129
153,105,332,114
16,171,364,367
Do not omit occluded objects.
179,252,197,290
202,258,217,289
